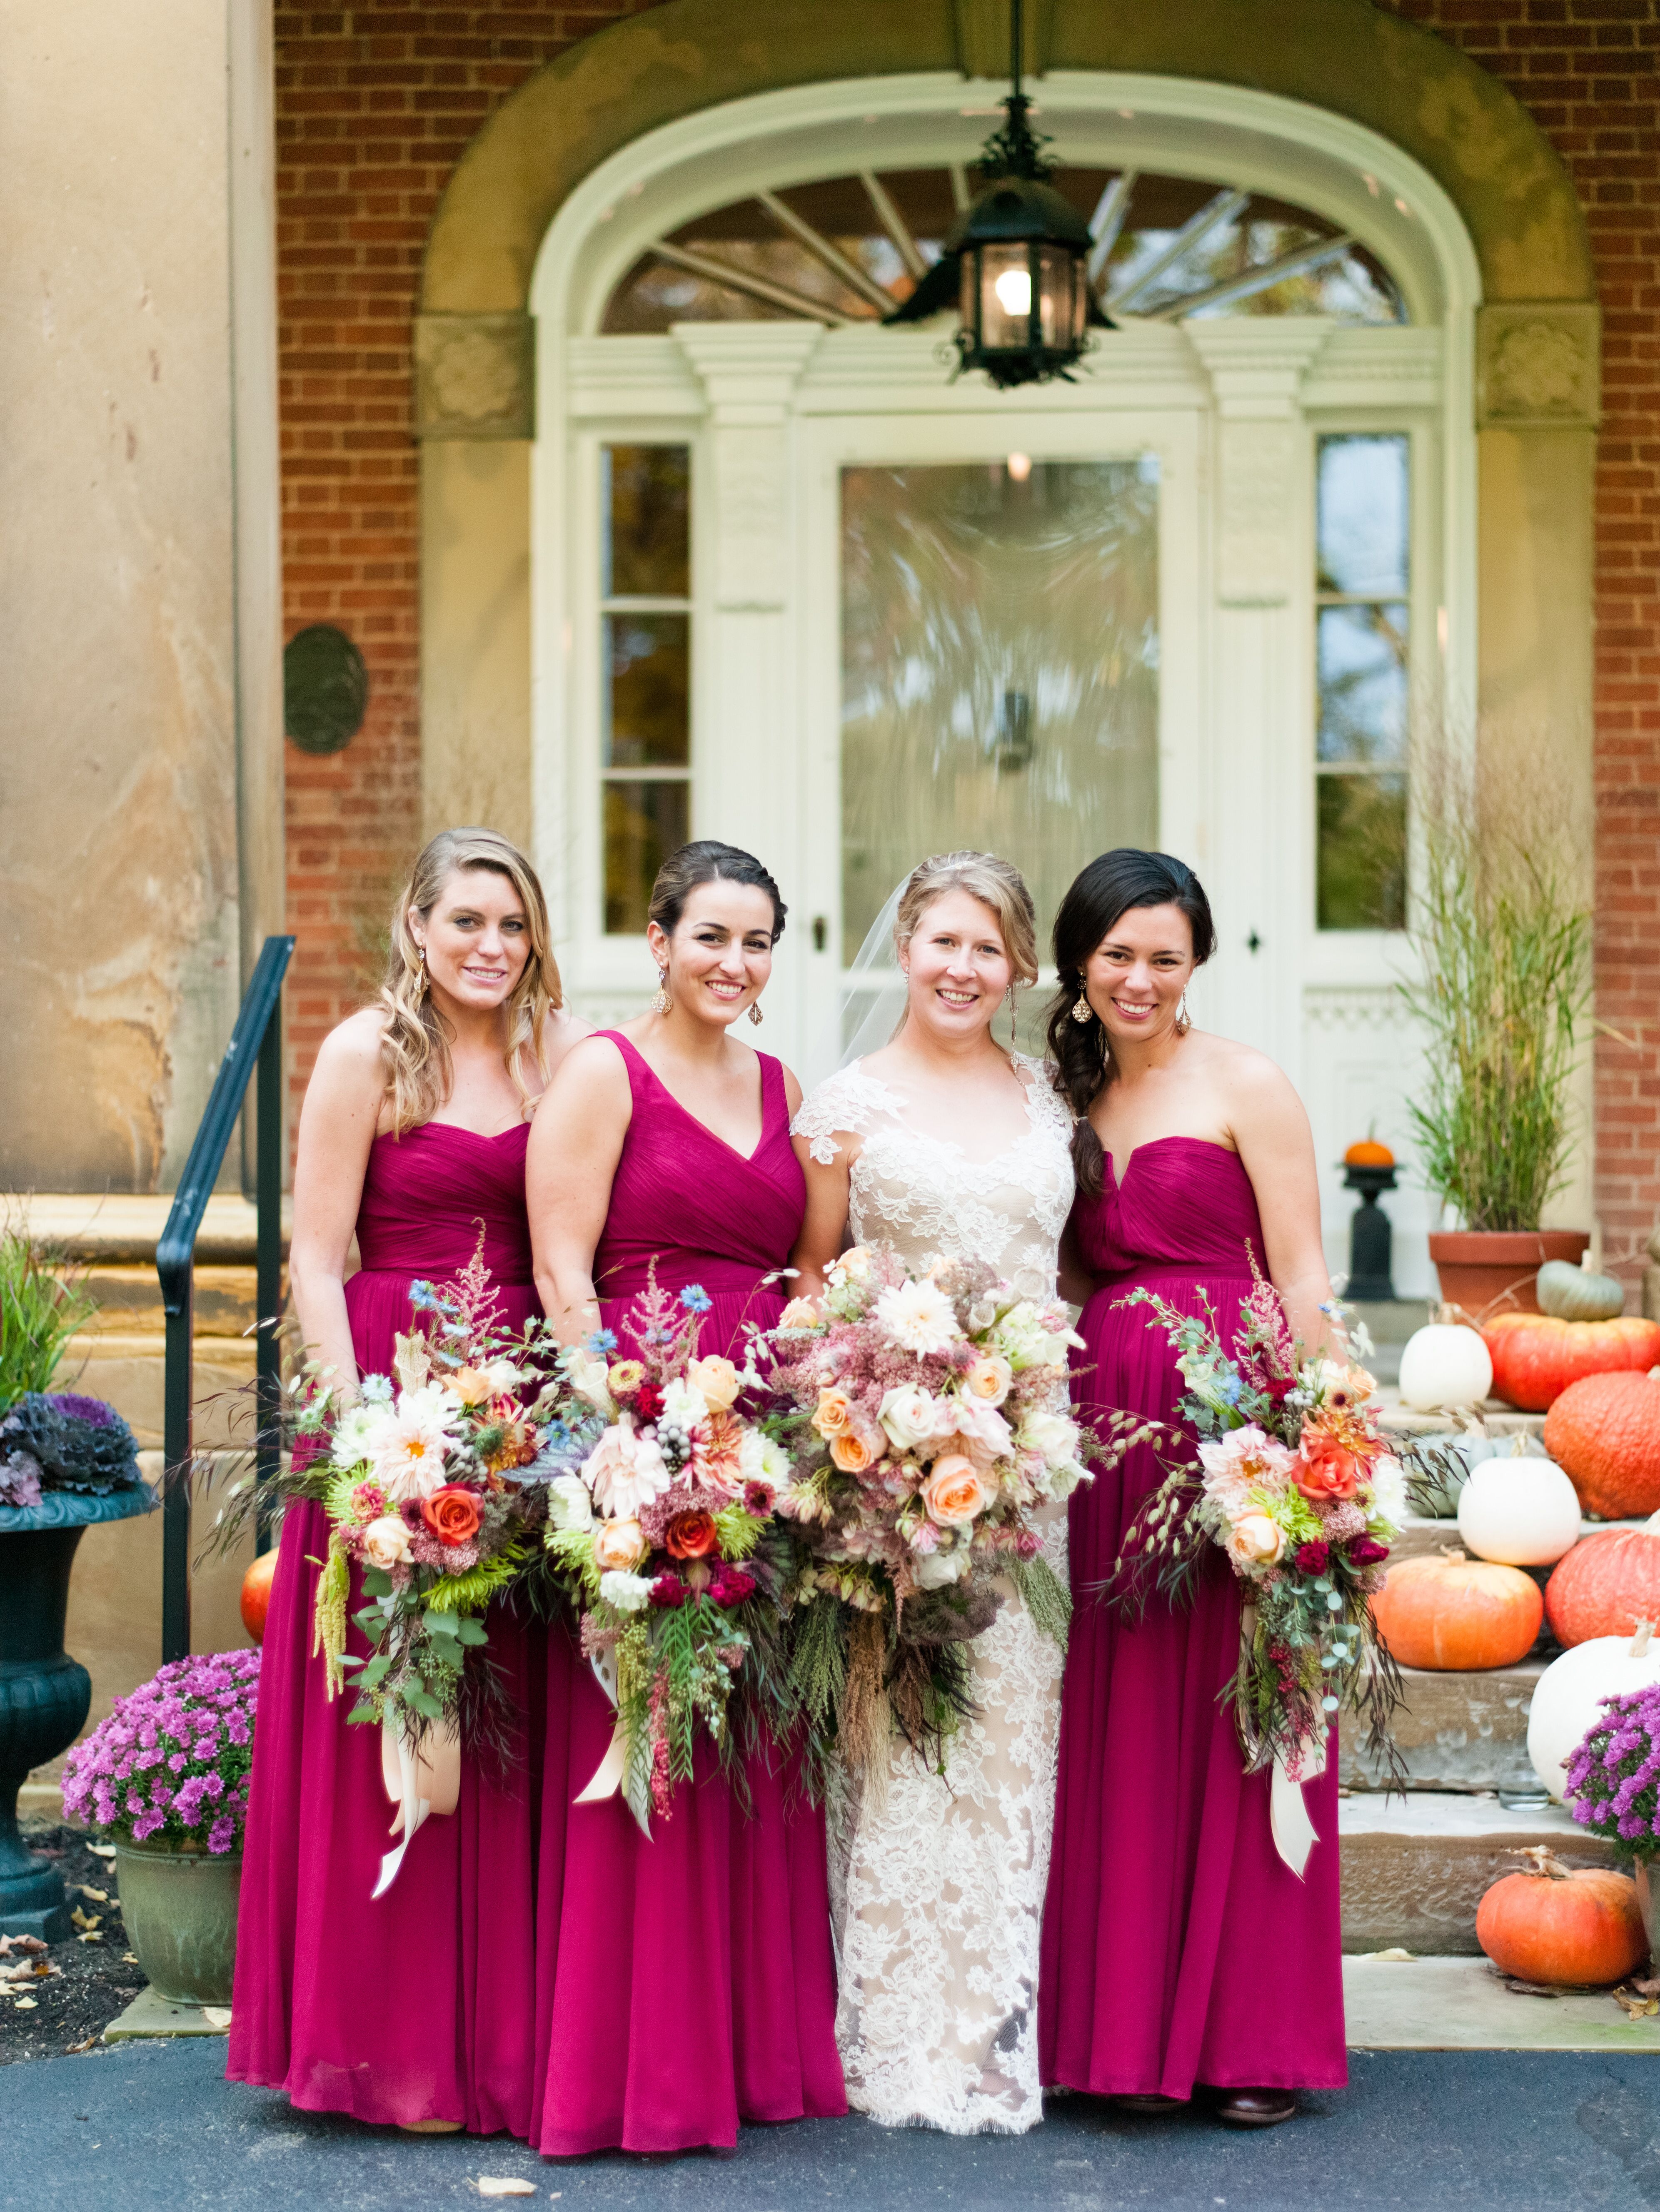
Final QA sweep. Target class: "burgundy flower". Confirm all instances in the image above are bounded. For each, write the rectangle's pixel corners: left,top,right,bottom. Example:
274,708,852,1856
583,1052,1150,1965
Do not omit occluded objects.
649,1571,692,1609
1347,1535,1390,1566
634,1381,664,1423
742,1480,775,1517
1295,1541,1330,1576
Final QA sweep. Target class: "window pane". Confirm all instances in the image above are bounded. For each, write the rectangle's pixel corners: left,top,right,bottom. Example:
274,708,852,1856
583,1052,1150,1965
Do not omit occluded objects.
1317,434,1408,597
604,780,690,934
604,613,689,768
1317,603,1408,764
1317,772,1406,930
603,445,690,597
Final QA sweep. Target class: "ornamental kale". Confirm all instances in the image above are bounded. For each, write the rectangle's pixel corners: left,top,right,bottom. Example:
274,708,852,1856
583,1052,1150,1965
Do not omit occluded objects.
0,1390,140,1504
1565,1683,1660,1860
60,1651,260,1853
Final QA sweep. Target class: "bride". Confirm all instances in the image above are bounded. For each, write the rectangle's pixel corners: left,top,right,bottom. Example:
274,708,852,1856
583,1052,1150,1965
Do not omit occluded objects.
789,849,1075,2136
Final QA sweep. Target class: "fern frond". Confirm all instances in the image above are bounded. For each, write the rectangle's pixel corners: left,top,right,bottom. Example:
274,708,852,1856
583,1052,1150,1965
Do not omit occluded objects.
712,1504,765,1561
425,1537,529,1613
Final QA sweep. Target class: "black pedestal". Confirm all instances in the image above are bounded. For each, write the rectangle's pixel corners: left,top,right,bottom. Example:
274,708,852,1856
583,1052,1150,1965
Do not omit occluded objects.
1343,1163,1399,1304
0,1526,92,1941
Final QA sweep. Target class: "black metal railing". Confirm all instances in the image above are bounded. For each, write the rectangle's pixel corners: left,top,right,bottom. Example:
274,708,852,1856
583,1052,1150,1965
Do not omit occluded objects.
155,934,295,1664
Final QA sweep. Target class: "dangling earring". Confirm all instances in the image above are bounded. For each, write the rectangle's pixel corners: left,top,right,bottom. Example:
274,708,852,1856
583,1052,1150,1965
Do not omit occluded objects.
650,968,671,1017
1071,988,1094,1025
416,942,429,993
748,1000,764,1027
1176,990,1192,1036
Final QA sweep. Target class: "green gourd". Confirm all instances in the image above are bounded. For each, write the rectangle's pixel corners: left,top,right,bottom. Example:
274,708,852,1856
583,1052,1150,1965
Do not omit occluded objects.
1535,1258,1625,1324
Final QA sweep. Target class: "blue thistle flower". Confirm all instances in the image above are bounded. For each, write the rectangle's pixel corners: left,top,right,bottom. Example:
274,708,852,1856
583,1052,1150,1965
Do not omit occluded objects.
585,1329,618,1356
679,1284,713,1314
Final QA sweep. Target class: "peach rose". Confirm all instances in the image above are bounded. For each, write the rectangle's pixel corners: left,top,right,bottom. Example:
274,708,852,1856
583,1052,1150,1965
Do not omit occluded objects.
829,1416,884,1476
1228,1512,1286,1568
687,1356,741,1411
362,1514,413,1570
445,1366,492,1407
778,1297,821,1331
923,1454,985,1527
964,1353,1013,1406
1297,1428,1361,1503
812,1387,855,1439
593,1516,648,1572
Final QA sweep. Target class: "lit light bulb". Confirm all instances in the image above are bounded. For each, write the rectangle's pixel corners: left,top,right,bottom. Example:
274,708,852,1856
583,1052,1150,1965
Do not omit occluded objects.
1006,452,1032,483
993,267,1031,317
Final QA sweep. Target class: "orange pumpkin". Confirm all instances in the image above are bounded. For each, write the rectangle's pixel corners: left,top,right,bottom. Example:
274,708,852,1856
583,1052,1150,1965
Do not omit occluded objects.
1482,1313,1660,1414
1544,1369,1660,1518
1476,1848,1647,1987
240,1549,278,1644
1344,1137,1395,1168
1371,1551,1543,1671
1545,1526,1660,1648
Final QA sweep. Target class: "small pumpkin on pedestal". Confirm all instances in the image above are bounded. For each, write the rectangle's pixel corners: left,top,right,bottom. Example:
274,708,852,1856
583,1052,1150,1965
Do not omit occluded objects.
1476,1847,1648,1988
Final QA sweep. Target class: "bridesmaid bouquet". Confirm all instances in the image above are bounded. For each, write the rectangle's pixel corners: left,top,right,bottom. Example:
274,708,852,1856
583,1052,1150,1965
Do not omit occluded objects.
1100,1259,1410,1841
542,1272,804,1828
766,1243,1091,1778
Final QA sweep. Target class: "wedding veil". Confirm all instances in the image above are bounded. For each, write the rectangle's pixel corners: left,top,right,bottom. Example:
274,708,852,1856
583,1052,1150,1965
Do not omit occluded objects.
837,880,908,1070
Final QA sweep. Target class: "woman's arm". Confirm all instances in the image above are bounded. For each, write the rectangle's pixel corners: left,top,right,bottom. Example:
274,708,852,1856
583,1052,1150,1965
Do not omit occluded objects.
526,1035,631,1346
1226,1052,1342,1361
287,1012,387,1403
1056,1215,1093,1311
789,1130,856,1304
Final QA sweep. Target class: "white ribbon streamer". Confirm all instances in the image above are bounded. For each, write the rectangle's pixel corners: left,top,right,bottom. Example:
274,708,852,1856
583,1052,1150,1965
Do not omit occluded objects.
1268,1733,1327,1880
372,1714,460,1899
574,1649,653,1838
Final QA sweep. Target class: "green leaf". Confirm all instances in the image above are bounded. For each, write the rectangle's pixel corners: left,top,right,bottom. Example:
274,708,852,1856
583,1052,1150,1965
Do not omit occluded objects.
361,1566,394,1599
404,1687,444,1720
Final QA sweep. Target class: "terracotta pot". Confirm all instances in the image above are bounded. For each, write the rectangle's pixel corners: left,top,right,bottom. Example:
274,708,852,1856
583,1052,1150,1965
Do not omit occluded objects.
1429,1230,1590,1322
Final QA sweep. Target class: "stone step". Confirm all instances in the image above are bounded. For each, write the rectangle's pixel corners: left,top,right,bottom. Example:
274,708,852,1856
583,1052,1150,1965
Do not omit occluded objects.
1340,1661,1543,1796
63,1333,260,1449
13,1190,290,1263
1339,1792,1615,1955
70,1263,271,1337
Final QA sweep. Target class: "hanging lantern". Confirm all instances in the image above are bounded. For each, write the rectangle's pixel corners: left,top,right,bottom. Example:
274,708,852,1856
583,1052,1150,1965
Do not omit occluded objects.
887,0,1101,387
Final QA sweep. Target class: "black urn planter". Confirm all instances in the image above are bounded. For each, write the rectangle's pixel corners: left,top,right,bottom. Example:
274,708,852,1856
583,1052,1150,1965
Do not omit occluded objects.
0,1490,152,1939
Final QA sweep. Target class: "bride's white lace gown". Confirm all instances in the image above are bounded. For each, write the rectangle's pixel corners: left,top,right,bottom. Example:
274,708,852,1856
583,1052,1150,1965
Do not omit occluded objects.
792,1052,1074,2135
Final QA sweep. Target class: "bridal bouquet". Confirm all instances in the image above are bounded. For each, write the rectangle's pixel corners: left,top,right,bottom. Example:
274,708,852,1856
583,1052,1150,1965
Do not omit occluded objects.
768,1243,1090,1776
1101,1258,1408,1837
543,1273,802,1828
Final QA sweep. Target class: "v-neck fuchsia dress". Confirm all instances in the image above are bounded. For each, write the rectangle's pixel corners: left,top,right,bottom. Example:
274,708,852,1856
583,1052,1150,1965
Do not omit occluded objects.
529,1032,846,2158
230,1119,560,2135
1038,1137,1346,2099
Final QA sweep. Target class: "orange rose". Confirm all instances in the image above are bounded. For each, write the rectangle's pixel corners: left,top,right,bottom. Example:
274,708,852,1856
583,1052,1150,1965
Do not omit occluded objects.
812,1387,854,1439
665,1509,719,1560
923,1454,985,1526
828,1411,885,1476
1296,1429,1360,1502
419,1484,484,1545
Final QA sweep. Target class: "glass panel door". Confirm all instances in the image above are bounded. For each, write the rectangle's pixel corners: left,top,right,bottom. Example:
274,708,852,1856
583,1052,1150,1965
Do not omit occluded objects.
839,458,1160,1009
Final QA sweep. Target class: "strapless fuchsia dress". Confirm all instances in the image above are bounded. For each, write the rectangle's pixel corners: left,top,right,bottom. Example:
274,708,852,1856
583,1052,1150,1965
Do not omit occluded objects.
1039,1138,1347,2098
230,1121,562,2134
529,1033,845,2157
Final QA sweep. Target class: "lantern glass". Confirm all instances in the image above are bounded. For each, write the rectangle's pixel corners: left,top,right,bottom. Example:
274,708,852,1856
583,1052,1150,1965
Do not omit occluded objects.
971,242,1036,352
1035,243,1086,350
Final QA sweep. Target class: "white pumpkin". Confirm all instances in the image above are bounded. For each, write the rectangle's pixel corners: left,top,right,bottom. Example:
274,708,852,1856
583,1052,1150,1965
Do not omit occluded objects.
1527,1622,1660,1798
1399,1323,1494,1413
1456,1453,1583,1566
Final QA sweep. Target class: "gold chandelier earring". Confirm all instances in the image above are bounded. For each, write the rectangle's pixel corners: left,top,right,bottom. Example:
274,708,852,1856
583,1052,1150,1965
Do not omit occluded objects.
748,998,764,1027
650,967,671,1016
1070,984,1094,1025
1176,990,1192,1035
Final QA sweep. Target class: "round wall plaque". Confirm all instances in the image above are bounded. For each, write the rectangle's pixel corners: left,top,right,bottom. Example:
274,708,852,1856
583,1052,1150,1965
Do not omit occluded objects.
283,624,369,756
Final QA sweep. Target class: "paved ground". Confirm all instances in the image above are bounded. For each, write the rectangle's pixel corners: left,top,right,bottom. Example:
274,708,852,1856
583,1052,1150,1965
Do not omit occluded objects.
4,2042,1660,2212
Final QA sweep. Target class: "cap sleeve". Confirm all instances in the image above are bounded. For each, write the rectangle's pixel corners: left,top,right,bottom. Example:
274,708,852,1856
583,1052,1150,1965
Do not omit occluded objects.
790,1064,886,1167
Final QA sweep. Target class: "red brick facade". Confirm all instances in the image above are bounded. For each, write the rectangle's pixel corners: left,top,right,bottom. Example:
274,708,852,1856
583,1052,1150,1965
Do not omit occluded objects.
275,2,1660,1278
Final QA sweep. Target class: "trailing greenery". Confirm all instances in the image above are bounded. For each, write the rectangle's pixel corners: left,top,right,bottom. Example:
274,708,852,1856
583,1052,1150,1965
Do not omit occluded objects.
1400,740,1591,1233
0,1229,93,1407
1010,1554,1072,1648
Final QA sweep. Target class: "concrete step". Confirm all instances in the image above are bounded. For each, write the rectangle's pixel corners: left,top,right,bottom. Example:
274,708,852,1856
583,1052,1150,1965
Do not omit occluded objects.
13,1190,290,1262
72,1263,270,1337
62,1333,259,1449
1344,1955,1660,2050
1339,1792,1615,1955
1340,1661,1543,1796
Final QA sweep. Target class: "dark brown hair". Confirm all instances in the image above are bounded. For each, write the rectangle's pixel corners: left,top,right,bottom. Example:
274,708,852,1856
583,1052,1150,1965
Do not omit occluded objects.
648,840,787,940
1046,848,1216,1196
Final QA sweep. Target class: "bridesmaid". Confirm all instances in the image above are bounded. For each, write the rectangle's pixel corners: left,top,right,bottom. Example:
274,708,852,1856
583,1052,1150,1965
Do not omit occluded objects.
525,838,845,2159
229,828,588,2134
1038,848,1347,2127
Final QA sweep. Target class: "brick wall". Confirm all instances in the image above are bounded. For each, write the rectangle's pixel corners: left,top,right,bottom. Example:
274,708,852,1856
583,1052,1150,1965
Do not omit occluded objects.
1380,0,1660,1284
275,2,1660,1277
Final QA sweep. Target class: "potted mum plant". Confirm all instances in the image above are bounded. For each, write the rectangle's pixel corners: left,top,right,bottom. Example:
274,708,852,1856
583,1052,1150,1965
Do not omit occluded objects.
60,1650,258,2003
1563,1681,1660,1967
1400,734,1592,1316
0,1228,151,1940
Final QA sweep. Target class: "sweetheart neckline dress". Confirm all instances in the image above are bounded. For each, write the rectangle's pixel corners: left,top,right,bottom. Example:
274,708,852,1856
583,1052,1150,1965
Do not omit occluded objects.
1038,1135,1347,2098
229,1119,553,2134
792,1052,1074,2136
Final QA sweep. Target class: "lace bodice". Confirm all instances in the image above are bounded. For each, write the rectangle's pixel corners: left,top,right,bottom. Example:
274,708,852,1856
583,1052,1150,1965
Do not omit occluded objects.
792,1053,1072,1301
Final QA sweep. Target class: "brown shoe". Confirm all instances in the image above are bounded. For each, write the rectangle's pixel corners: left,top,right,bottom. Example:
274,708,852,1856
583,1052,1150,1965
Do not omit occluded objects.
1216,2090,1297,2128
1112,2093,1188,2115
397,2119,463,2134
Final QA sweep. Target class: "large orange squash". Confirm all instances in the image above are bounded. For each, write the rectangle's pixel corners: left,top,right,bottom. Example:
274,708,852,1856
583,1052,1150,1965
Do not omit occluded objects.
1545,1525,1660,1648
240,1549,278,1644
1476,1848,1647,1987
1544,1369,1660,1519
1483,1313,1660,1414
1371,1552,1543,1671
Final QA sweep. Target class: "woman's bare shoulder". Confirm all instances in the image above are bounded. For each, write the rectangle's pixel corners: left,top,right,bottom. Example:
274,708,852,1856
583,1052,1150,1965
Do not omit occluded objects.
311,1008,388,1087
1198,1032,1306,1127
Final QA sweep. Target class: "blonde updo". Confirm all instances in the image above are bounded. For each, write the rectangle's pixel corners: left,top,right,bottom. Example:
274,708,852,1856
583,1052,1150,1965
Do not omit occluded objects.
893,850,1040,987
379,828,562,1133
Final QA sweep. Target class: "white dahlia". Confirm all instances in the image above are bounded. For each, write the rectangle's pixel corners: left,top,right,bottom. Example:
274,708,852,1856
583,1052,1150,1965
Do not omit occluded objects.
874,1278,964,1358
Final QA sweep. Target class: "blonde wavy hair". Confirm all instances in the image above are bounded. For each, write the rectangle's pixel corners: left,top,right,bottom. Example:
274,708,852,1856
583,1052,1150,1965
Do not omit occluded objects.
894,849,1040,991
379,828,562,1133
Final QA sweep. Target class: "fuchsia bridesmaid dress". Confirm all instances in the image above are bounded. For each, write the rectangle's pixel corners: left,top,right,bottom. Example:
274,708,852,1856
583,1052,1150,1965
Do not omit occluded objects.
529,1033,845,2158
1038,1137,1347,2100
230,1121,561,2134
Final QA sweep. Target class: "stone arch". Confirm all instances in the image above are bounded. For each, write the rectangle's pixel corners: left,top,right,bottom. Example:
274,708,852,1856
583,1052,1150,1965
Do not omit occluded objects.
421,0,1592,316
